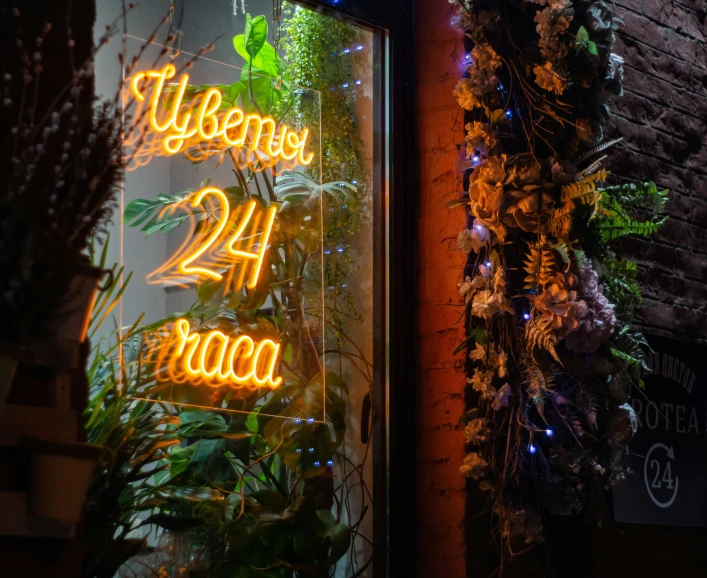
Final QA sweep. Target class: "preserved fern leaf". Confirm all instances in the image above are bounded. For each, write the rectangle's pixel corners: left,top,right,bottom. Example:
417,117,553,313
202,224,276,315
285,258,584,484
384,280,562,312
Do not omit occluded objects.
523,359,556,422
600,181,668,215
544,200,575,237
525,317,561,364
575,155,607,180
523,241,557,289
595,194,666,241
561,171,607,203
575,137,624,164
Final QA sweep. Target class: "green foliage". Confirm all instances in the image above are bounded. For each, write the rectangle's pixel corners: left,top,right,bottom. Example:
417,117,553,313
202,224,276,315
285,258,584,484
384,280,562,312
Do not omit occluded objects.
594,181,668,242
599,256,642,322
280,3,369,345
124,191,193,235
232,14,288,115
87,12,372,576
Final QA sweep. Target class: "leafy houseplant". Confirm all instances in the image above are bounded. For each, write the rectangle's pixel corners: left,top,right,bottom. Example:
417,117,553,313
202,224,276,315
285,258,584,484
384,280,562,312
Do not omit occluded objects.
85,13,372,577
448,0,669,555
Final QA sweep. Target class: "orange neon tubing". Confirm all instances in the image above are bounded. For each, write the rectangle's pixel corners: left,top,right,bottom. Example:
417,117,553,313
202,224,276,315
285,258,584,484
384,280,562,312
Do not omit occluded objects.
225,200,258,258
128,63,314,164
248,206,276,289
166,318,282,389
179,187,230,281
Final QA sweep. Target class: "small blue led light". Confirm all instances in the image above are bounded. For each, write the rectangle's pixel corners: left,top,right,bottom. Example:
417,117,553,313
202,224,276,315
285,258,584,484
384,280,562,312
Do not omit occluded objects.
324,249,331,255
336,247,344,253
486,261,492,268
341,283,347,288
295,419,302,424
356,45,364,51
546,429,553,437
351,179,358,184
341,82,349,88
475,225,483,231
505,109,513,119
314,460,321,467
309,447,315,453
342,48,350,54
355,79,362,85
473,155,480,162
328,285,335,290
465,54,471,60
327,459,334,466
296,448,302,453
307,418,314,424
523,313,531,320
499,83,504,90
529,444,537,454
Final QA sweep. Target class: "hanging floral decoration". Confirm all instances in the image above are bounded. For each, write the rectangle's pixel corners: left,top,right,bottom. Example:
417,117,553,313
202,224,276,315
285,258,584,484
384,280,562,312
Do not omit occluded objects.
448,0,668,548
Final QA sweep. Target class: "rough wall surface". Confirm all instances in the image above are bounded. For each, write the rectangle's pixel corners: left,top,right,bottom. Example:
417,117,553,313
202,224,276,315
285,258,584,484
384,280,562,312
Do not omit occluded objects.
609,0,707,343
415,1,467,576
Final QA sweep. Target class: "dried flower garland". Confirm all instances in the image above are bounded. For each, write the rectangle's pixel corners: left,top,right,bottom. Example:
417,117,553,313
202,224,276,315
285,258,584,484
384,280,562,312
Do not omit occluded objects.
448,0,668,549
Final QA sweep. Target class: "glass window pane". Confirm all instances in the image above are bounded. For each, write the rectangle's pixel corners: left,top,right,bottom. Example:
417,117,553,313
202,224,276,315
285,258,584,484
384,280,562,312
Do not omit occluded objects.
93,1,383,576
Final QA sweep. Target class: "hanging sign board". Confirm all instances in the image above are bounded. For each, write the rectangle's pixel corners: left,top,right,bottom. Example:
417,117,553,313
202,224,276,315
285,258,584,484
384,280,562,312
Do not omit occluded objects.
612,335,707,527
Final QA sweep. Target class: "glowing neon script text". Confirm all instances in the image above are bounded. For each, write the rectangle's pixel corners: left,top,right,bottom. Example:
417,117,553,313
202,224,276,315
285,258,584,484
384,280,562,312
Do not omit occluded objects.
148,187,276,290
163,319,282,389
130,63,314,164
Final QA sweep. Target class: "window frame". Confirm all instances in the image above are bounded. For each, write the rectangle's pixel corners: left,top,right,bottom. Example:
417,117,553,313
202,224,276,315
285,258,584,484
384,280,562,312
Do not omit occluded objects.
289,1,417,576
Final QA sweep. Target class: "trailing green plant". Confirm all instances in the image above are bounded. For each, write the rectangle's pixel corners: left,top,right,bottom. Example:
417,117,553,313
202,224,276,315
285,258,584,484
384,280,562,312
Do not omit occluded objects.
280,4,371,344
448,0,668,558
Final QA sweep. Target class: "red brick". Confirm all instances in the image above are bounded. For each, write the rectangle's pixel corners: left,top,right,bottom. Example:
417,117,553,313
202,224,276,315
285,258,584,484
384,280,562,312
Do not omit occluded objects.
616,9,672,52
670,30,707,64
644,1,687,32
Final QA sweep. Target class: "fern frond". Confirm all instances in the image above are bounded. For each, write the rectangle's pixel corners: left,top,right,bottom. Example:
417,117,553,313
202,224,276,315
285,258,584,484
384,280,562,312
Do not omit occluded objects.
612,327,649,371
600,181,668,215
575,137,624,164
523,241,557,289
575,155,607,180
596,215,665,242
548,239,571,266
524,316,561,364
595,192,666,241
523,359,556,423
562,171,608,204
544,200,575,237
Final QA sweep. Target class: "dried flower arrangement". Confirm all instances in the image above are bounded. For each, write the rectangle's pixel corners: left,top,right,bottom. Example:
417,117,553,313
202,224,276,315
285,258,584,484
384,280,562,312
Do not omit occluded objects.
448,0,669,551
0,4,196,344
0,7,126,342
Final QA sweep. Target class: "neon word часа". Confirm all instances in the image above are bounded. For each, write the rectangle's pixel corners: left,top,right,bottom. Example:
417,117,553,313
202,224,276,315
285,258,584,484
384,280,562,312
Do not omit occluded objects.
159,318,283,390
130,63,314,164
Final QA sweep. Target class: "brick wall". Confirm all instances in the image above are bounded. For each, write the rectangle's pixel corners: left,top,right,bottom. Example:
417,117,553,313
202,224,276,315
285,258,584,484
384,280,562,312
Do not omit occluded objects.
609,0,707,342
415,0,467,576
413,0,706,576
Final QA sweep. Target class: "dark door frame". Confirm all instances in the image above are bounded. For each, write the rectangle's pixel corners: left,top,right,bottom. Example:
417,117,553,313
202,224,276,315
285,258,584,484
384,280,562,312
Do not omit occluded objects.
290,1,417,576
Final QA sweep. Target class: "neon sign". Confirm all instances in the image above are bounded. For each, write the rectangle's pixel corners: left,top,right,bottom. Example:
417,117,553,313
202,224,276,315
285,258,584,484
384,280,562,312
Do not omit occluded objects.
151,319,282,390
129,63,314,164
147,187,276,292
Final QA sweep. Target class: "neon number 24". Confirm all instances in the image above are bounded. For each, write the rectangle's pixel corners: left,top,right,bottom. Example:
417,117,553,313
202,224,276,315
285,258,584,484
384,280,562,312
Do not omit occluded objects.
155,186,276,288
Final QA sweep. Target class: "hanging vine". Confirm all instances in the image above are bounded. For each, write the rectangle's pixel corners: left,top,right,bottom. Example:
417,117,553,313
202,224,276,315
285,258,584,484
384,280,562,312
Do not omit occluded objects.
448,0,668,552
